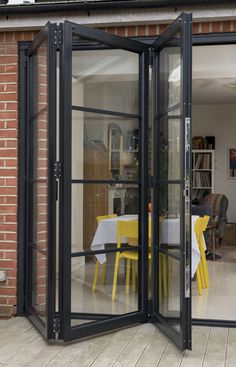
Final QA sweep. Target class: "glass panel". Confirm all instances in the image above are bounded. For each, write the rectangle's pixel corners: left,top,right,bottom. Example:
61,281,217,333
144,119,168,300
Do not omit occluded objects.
32,39,48,114
31,248,47,323
72,48,139,115
71,183,139,254
159,45,181,115
32,183,48,251
156,252,180,331
30,111,48,180
72,110,139,180
71,249,139,324
158,112,181,181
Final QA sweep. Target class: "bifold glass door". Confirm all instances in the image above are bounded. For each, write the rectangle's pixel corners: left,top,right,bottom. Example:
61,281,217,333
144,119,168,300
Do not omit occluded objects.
151,13,192,350
25,13,192,350
59,21,149,341
25,23,57,339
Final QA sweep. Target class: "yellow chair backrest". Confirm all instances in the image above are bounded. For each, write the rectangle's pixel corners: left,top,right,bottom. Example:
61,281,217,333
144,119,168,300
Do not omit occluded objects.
96,214,117,224
117,220,138,249
195,216,210,248
203,215,210,231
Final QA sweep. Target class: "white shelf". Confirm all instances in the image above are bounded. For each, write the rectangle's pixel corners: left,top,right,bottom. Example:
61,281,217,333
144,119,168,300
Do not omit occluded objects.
192,149,215,201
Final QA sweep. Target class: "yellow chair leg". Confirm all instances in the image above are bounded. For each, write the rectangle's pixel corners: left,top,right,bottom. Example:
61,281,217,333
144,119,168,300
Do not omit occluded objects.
101,263,106,285
196,266,203,295
112,253,120,302
199,261,206,289
132,260,136,293
92,260,100,292
201,253,209,288
125,259,131,294
162,254,168,297
159,254,162,304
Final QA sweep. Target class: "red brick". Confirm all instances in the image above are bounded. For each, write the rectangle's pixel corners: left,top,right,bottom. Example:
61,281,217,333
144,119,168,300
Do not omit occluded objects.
147,25,157,36
0,74,17,83
201,23,210,33
116,27,126,36
0,187,17,195
222,21,231,32
159,24,168,33
5,178,17,186
127,26,136,37
0,260,17,269
193,23,200,34
0,130,17,138
5,159,17,168
5,32,15,42
0,288,16,296
0,112,18,120
5,233,17,241
212,21,221,32
0,206,17,214
0,168,17,176
0,93,17,101
6,141,17,148
6,85,17,93
0,149,17,157
137,25,146,36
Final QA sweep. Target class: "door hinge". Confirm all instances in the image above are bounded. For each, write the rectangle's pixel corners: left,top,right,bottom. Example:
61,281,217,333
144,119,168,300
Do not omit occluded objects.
54,161,62,179
54,25,62,48
149,49,153,66
53,317,61,334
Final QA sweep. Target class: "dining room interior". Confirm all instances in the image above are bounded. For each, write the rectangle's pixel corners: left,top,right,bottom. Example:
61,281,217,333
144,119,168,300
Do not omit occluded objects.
64,41,236,328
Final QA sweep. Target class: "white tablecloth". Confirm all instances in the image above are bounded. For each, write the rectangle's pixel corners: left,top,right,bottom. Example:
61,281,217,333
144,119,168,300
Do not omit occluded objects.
91,214,202,277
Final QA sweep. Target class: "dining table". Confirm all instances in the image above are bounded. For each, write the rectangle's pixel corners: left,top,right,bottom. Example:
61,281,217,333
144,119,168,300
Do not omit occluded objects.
90,214,204,277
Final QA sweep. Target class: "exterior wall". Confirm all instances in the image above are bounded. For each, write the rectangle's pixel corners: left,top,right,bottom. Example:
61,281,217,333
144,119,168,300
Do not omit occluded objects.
0,31,37,315
0,18,235,315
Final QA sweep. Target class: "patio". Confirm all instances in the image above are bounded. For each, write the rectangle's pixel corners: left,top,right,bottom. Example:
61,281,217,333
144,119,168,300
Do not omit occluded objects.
0,318,235,366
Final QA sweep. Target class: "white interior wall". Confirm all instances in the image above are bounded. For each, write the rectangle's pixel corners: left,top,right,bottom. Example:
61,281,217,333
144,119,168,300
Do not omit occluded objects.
192,104,236,222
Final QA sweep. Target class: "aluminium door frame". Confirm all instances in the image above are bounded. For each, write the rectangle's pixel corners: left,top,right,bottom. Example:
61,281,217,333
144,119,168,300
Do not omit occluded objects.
17,26,236,339
59,20,150,341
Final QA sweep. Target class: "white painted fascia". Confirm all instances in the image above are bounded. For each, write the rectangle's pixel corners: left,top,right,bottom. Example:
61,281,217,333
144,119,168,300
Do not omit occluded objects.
0,4,236,30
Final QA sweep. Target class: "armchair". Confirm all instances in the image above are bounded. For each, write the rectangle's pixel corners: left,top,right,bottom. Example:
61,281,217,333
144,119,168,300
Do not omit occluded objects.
192,194,228,260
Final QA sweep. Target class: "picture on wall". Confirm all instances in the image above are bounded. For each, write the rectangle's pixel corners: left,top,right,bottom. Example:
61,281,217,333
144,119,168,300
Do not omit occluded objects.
228,148,236,178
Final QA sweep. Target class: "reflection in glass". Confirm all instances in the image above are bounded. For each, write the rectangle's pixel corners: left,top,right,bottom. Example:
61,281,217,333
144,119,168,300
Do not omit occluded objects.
159,47,181,114
72,110,139,180
71,184,139,254
32,183,48,252
158,113,180,181
32,248,47,322
71,249,139,323
33,39,48,114
30,112,48,180
158,253,180,331
72,48,139,115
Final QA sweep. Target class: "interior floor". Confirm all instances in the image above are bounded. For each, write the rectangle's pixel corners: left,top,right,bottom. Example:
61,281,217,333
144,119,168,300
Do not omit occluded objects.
66,257,236,324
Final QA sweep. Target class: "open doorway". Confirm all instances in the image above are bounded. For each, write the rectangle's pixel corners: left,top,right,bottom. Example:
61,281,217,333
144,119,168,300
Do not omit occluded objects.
192,44,236,321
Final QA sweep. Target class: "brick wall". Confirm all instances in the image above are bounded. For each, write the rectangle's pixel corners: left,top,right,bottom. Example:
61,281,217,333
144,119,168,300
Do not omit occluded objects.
0,31,37,314
0,19,235,316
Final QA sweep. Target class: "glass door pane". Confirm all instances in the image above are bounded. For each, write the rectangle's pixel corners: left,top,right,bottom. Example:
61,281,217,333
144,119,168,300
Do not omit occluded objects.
151,13,192,350
25,23,57,339
60,21,149,341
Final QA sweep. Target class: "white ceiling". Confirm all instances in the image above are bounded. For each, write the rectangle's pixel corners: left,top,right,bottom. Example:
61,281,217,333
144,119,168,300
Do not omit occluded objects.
192,45,236,105
72,45,236,106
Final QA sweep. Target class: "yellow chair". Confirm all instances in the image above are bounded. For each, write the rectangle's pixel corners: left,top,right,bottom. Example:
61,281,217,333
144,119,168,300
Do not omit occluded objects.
194,216,210,295
92,214,117,292
112,219,152,302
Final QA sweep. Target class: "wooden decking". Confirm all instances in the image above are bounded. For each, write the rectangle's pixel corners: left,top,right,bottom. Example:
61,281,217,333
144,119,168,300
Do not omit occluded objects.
0,318,235,366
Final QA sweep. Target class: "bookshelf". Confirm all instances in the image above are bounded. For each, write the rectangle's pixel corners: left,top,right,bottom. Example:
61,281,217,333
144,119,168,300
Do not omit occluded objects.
192,149,215,203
